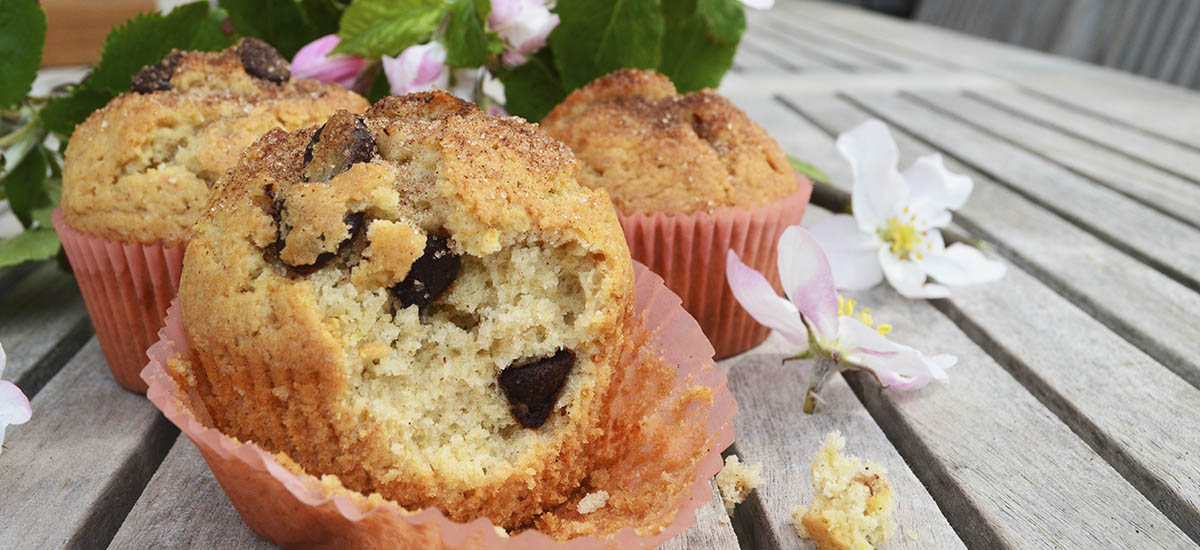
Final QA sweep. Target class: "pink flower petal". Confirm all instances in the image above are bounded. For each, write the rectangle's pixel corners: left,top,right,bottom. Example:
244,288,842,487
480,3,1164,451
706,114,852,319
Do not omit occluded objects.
838,318,952,390
726,250,809,347
383,42,448,95
808,214,884,290
777,226,840,342
488,0,559,62
0,381,31,427
291,34,367,89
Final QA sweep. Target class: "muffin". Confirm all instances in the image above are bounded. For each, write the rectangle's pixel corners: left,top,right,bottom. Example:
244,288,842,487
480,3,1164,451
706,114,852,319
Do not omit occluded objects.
53,38,369,392
541,69,812,358
792,431,896,550
170,92,635,530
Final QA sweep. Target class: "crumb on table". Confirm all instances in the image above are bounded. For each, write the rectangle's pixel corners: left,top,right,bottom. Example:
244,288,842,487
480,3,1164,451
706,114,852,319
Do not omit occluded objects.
796,431,896,550
716,455,764,513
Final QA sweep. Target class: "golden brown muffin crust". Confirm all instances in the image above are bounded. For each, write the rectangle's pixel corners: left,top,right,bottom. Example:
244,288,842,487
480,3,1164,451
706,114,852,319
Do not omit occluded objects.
541,69,797,214
60,38,369,244
174,92,635,531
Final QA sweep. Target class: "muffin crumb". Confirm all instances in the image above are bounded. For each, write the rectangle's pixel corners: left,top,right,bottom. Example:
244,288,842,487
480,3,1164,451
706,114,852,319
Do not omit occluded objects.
576,490,610,515
799,431,896,550
791,504,810,538
715,455,763,513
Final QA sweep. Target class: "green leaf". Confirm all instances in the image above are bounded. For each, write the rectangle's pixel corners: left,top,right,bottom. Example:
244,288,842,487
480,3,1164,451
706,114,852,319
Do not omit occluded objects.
39,85,113,139
659,0,744,92
443,0,502,68
550,0,666,91
89,2,236,95
1,145,48,228
497,50,567,122
335,0,448,58
220,0,320,59
0,0,46,108
0,229,61,268
789,156,831,186
299,0,346,37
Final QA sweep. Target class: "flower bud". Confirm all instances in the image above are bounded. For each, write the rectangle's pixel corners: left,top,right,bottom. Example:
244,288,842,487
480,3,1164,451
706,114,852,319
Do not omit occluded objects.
382,42,450,95
488,0,560,64
290,34,368,89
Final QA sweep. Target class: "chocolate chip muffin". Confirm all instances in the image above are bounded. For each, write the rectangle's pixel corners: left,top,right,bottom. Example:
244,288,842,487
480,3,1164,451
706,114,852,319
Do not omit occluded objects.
60,38,370,245
540,68,796,215
172,92,635,530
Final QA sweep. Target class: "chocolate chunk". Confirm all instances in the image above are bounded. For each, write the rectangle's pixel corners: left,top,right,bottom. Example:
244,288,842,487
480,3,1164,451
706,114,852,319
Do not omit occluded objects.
277,211,365,275
302,111,378,182
131,51,183,93
499,349,575,429
391,234,460,309
237,38,290,84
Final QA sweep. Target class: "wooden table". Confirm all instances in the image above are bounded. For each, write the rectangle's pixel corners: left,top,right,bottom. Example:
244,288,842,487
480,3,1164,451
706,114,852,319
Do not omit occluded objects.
4,1,1200,547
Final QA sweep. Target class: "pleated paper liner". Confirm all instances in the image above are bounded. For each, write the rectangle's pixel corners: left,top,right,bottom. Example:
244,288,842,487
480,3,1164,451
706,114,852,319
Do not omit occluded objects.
618,175,812,359
142,263,736,549
52,209,185,393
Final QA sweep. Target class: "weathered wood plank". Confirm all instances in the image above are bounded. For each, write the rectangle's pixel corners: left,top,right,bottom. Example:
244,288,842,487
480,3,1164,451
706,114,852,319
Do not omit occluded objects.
840,91,1200,290
112,436,741,548
744,20,890,72
748,9,954,72
963,88,1200,186
904,90,1200,227
782,1,1200,149
933,242,1200,542
721,332,966,550
0,338,177,549
840,281,1194,548
779,92,1200,392
108,437,272,549
0,261,92,396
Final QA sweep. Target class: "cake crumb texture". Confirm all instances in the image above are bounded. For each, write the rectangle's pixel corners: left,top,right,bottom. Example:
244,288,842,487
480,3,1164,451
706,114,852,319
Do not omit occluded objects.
576,491,610,515
61,38,368,244
541,69,796,214
800,431,896,550
174,91,637,532
716,454,764,513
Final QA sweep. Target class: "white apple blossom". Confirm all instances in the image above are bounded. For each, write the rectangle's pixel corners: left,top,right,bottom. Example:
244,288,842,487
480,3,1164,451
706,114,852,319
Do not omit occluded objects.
0,342,32,455
382,42,449,95
809,119,1005,299
726,226,954,413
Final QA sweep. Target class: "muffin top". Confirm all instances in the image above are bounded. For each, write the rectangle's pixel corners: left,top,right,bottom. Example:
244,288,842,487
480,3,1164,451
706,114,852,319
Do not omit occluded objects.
175,92,634,528
541,69,796,215
60,38,369,244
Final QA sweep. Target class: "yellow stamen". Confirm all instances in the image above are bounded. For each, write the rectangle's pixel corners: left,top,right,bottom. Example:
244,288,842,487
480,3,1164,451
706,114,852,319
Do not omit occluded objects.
880,217,923,260
837,295,895,337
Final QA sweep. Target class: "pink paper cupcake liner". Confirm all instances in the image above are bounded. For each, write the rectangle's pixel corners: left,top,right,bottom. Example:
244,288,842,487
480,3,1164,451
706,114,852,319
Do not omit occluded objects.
618,175,812,359
52,209,185,393
142,263,736,549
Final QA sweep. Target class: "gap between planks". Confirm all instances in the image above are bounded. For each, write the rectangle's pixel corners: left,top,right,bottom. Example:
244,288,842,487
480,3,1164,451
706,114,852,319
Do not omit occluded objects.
0,339,177,549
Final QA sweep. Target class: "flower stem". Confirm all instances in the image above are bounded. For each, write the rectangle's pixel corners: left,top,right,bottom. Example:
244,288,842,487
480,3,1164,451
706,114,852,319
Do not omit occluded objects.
803,356,838,414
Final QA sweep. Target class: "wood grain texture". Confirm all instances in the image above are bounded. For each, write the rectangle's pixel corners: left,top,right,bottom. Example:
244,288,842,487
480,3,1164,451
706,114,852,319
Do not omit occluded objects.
903,90,1200,227
842,91,1200,290
0,339,177,549
962,88,1200,186
0,261,92,396
720,333,965,550
934,247,1200,542
782,92,1200,391
109,437,273,549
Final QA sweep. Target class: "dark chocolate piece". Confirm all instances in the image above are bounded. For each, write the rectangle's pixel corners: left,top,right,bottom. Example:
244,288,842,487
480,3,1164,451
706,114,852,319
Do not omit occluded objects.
302,112,378,182
237,38,290,84
391,234,460,310
131,51,183,94
499,349,575,429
